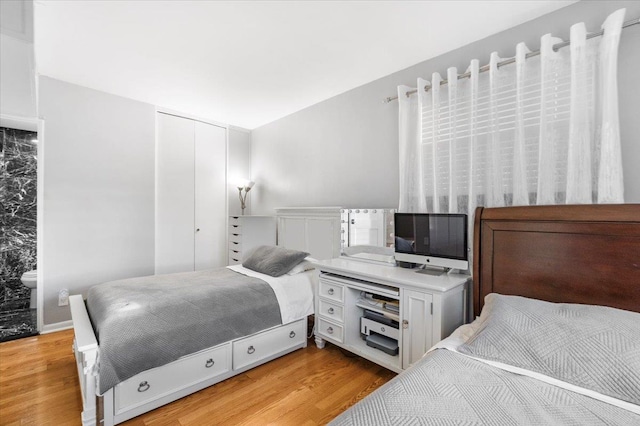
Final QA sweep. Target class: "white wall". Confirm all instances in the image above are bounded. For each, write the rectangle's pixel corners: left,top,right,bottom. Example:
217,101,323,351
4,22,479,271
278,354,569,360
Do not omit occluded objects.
0,0,36,117
39,77,156,325
228,127,252,215
251,0,640,213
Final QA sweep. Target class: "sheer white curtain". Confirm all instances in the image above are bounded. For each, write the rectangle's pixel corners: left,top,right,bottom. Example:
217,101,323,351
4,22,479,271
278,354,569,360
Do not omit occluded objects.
398,8,626,216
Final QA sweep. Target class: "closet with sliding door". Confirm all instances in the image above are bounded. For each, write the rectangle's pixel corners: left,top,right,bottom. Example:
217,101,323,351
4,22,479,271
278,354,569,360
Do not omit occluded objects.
155,112,227,274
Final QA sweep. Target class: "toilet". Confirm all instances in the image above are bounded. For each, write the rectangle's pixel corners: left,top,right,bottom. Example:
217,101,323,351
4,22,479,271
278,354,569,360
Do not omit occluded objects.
20,270,37,309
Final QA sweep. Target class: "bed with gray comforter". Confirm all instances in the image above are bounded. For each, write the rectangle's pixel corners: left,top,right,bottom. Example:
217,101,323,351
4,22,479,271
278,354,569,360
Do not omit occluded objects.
87,268,282,394
332,294,640,425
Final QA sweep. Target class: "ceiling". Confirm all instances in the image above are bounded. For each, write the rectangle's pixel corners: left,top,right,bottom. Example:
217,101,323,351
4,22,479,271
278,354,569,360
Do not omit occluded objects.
34,1,577,130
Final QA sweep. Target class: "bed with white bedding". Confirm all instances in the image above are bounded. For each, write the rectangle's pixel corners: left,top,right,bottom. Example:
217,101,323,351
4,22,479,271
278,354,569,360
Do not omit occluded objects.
70,246,316,426
331,204,640,425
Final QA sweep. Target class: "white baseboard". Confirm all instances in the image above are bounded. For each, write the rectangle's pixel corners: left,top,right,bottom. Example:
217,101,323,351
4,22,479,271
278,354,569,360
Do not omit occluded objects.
41,320,73,334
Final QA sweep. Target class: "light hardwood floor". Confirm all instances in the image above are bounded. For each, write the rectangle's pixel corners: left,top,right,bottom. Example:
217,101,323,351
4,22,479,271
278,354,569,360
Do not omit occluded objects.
0,330,396,425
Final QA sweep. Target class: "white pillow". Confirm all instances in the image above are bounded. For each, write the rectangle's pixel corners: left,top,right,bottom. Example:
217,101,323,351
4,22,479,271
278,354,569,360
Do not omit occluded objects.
286,257,318,275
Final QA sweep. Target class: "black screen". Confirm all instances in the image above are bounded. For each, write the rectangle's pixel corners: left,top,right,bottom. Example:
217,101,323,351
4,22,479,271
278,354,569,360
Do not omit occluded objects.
394,213,467,260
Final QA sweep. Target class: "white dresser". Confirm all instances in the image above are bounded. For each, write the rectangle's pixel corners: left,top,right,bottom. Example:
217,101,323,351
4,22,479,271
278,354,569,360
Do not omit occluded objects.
228,216,277,265
314,258,469,372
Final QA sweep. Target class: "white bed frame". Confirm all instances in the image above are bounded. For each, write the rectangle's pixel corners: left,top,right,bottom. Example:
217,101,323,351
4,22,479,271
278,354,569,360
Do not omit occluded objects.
70,208,342,426
70,295,307,426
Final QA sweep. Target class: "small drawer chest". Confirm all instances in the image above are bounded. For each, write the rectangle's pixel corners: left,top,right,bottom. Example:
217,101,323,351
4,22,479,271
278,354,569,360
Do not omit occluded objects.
228,216,277,265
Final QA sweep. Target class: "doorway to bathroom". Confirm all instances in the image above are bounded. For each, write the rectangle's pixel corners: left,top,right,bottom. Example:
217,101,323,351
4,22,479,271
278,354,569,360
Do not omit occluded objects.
0,126,38,342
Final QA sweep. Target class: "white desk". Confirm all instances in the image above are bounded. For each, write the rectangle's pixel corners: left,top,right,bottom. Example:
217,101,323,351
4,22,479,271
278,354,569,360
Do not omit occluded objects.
314,258,469,372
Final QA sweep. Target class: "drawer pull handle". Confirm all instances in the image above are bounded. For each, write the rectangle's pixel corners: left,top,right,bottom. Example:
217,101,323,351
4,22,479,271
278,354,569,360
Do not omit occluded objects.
138,381,150,392
289,331,296,338
328,307,334,314
327,327,334,334
328,288,334,295
247,346,255,354
205,358,215,368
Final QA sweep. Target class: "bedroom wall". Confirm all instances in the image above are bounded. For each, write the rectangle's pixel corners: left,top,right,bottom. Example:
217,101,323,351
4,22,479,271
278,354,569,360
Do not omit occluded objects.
38,79,250,327
38,76,156,326
0,0,36,118
228,127,252,215
251,0,640,213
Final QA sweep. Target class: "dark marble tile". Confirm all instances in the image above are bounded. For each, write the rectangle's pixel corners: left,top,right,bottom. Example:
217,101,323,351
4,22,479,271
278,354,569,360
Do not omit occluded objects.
1,127,38,337
1,229,36,282
1,127,37,178
3,177,37,223
0,279,30,311
0,308,38,342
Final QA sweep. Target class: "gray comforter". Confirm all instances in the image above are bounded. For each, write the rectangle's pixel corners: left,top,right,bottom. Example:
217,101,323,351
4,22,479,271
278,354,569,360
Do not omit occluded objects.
87,268,282,394
331,349,640,425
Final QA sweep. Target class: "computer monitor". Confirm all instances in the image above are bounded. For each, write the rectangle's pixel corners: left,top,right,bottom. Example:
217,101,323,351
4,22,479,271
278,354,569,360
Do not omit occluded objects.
394,213,468,272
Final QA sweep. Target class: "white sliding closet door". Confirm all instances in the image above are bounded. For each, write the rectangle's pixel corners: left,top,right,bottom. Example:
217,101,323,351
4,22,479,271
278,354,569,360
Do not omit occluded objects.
194,121,226,270
156,113,196,274
156,113,227,274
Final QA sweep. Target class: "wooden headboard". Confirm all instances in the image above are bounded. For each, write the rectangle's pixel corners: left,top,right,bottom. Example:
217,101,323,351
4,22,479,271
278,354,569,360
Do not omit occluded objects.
473,204,640,316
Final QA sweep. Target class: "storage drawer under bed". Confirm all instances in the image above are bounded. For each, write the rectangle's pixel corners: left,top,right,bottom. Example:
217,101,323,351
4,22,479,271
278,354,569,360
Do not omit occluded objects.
114,343,231,414
233,319,306,370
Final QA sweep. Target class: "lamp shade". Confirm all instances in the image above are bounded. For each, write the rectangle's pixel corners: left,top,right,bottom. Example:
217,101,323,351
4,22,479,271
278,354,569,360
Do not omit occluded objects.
235,178,254,189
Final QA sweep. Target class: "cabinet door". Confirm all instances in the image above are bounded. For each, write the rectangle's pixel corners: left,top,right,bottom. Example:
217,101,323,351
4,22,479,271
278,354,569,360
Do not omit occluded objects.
402,290,433,369
194,122,226,270
156,113,195,274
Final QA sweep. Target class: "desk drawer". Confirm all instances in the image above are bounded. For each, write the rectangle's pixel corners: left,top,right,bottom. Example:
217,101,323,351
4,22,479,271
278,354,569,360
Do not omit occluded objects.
115,343,231,413
229,224,242,235
318,280,344,303
229,232,242,244
232,319,305,370
318,299,344,323
317,318,344,343
228,249,242,265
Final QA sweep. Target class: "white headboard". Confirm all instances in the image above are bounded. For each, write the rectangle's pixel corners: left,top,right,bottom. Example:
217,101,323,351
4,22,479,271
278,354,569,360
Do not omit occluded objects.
276,207,342,260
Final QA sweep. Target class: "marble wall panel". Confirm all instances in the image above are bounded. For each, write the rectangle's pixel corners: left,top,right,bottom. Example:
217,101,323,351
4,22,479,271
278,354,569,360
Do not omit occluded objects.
1,127,37,294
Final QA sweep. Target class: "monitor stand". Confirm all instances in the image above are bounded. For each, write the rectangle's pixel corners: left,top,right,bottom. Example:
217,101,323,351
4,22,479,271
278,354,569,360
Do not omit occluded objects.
415,267,450,277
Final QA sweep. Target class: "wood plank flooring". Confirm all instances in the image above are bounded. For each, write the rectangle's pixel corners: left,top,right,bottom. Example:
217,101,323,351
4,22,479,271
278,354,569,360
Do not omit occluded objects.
0,330,396,425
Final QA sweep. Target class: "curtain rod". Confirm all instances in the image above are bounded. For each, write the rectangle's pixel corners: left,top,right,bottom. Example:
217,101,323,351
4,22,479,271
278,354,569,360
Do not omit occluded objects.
383,16,639,103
